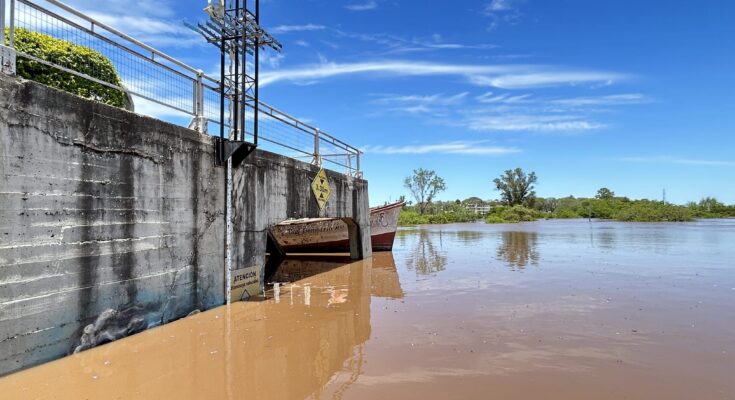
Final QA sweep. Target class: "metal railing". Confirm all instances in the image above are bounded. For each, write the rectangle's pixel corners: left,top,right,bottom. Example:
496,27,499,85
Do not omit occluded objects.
0,0,361,176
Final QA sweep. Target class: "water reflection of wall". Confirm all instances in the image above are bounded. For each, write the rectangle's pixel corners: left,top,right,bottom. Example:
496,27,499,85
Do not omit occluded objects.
248,260,372,400
0,258,398,400
496,231,540,269
405,230,448,275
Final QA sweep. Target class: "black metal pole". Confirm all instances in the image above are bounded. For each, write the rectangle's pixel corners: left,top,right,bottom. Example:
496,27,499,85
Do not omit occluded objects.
242,0,248,140
233,0,239,141
254,0,260,146
220,25,225,143
221,1,228,302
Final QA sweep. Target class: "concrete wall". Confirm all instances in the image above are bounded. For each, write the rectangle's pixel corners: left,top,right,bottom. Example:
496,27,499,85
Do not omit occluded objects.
232,152,372,300
0,74,371,375
0,74,226,375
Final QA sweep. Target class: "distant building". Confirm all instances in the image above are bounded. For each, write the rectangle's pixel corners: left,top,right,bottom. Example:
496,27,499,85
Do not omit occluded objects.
466,203,493,215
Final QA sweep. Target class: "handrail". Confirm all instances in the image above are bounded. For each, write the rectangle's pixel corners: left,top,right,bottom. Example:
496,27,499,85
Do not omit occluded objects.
256,100,362,155
41,0,218,84
3,0,362,176
1,0,5,45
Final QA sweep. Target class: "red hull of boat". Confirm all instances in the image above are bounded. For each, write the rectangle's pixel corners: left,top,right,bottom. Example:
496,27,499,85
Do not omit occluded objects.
277,231,397,253
272,202,403,253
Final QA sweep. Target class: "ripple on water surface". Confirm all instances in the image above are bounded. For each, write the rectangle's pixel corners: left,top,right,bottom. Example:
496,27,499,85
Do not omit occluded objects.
1,219,734,399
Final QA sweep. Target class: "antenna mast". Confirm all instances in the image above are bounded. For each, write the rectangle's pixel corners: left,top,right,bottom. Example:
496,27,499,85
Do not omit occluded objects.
190,0,282,165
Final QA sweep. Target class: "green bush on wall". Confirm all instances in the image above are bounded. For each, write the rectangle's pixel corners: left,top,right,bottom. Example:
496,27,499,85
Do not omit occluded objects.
5,28,129,108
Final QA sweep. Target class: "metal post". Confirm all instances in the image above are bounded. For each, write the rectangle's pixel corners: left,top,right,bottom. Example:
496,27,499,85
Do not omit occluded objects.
313,128,321,167
0,0,16,76
219,29,225,142
8,0,14,46
220,2,228,303
1,0,6,46
240,1,246,143
253,0,260,146
233,0,239,141
356,152,361,177
193,71,207,134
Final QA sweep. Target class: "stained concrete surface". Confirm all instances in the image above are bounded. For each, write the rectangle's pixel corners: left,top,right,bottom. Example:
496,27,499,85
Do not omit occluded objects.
0,74,371,376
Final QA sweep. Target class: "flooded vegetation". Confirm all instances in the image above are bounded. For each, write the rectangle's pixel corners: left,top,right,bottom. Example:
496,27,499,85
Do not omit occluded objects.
2,219,734,399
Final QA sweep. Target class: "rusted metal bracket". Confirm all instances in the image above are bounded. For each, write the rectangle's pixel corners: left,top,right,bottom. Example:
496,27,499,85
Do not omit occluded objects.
214,138,255,168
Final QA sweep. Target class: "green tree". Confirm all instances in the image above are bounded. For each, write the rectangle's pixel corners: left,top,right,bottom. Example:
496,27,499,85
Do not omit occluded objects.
534,197,558,213
493,168,537,206
462,196,484,205
698,197,725,213
404,169,446,214
596,187,615,200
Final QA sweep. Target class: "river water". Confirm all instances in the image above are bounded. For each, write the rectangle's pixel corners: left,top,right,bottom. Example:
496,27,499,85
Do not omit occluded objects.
1,219,734,399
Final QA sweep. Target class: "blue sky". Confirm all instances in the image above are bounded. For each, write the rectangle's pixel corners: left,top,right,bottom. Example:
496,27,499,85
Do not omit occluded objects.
63,0,735,204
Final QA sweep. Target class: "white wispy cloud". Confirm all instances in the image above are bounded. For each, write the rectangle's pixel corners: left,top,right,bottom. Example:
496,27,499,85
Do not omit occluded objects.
345,1,378,11
362,141,520,155
260,60,626,88
483,0,522,31
486,0,514,12
473,92,646,107
475,92,532,104
270,24,326,34
455,90,628,133
66,0,174,18
469,71,626,89
616,156,735,167
262,52,286,69
371,92,468,114
261,60,502,86
464,114,604,132
61,1,201,48
552,94,648,106
334,30,496,55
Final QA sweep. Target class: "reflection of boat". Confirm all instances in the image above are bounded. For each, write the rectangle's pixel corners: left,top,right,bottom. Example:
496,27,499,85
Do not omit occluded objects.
370,252,404,299
268,253,404,300
271,201,404,253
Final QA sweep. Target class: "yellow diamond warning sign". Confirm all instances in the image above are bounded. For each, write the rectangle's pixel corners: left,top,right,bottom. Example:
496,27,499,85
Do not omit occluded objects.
311,168,331,210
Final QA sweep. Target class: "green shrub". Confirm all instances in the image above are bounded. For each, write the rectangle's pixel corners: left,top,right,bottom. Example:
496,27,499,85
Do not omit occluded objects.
688,197,735,218
613,200,694,222
399,209,430,225
398,206,480,226
6,28,129,108
554,209,582,219
501,205,542,222
485,205,542,223
484,214,506,224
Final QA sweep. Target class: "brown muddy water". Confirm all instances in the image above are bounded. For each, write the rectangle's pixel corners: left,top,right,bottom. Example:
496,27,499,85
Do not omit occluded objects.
1,219,734,399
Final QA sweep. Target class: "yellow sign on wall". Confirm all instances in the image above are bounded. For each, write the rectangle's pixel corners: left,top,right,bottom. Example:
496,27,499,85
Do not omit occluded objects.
311,168,331,210
230,266,261,301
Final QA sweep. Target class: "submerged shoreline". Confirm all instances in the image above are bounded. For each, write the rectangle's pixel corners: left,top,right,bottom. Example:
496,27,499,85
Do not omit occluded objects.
400,203,735,225
2,220,732,399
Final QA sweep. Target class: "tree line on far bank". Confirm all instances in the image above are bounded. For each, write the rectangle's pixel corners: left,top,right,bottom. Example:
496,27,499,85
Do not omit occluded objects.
400,168,735,225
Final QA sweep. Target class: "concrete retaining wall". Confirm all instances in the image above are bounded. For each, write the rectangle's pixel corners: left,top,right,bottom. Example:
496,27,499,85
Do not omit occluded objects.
0,74,370,376
0,74,226,375
232,152,371,299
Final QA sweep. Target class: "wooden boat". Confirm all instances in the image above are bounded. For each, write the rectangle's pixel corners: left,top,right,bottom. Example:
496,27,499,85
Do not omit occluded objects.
271,201,404,253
